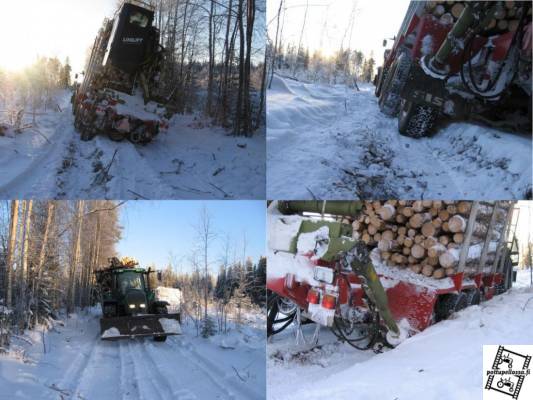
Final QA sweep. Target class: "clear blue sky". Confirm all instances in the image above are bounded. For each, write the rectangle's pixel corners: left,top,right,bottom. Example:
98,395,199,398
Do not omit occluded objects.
116,201,266,273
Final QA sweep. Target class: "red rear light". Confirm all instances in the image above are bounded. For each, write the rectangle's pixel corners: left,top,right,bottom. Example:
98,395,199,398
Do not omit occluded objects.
322,294,337,310
307,289,320,304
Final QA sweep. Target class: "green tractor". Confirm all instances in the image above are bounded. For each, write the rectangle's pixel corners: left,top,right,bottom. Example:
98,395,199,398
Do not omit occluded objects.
95,257,181,341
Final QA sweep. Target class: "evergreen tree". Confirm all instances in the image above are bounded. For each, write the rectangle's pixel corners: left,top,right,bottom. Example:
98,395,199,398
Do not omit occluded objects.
61,57,72,89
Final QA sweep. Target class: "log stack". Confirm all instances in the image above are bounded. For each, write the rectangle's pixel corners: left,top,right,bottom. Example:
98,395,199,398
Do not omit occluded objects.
424,1,530,35
351,201,512,279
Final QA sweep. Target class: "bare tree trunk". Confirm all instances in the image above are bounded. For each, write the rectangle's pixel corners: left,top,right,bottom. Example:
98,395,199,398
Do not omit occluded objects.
293,0,309,77
268,0,284,89
18,200,32,330
6,200,19,308
33,202,54,324
219,0,234,125
67,201,84,314
206,0,215,116
235,0,245,135
243,0,255,135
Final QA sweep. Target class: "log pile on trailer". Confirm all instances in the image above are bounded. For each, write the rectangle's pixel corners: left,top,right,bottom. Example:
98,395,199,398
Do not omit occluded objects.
351,200,514,279
425,1,528,34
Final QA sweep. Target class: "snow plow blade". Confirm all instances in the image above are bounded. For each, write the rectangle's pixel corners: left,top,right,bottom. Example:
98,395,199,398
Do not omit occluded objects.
100,313,181,340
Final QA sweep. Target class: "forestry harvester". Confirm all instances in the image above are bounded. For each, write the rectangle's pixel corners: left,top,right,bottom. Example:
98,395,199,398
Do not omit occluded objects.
73,0,167,143
95,257,181,341
267,201,518,350
375,1,532,137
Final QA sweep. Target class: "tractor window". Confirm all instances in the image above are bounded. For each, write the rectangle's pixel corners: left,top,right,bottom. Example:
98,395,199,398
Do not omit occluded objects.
129,11,149,28
117,272,145,293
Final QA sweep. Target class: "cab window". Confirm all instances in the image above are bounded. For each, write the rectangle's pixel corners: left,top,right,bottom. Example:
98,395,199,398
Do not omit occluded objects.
118,272,145,293
129,11,149,28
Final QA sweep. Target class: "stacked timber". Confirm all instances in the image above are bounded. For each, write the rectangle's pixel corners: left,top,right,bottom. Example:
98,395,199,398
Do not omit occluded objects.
351,201,512,279
424,1,530,35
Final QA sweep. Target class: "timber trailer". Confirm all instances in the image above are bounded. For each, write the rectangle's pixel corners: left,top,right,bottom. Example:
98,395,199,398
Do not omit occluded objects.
73,0,167,143
95,257,181,341
267,201,519,349
375,1,532,138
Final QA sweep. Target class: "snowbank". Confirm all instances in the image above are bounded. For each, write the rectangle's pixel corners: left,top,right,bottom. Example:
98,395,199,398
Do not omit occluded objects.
268,283,533,400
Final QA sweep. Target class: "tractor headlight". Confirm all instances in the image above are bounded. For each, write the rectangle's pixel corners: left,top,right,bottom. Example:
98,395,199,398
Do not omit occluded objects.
139,304,146,308
129,304,136,309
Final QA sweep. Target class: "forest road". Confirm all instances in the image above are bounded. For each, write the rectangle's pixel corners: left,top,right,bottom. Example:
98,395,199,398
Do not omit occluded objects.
0,310,257,400
267,75,532,200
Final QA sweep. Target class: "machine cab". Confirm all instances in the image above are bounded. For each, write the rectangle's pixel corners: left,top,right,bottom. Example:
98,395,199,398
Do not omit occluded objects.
116,270,146,295
103,1,157,74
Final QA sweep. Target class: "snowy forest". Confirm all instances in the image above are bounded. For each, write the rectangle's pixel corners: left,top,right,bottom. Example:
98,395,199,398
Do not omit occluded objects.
0,58,72,131
0,201,266,354
0,0,267,136
149,0,267,134
0,200,122,351
268,0,376,86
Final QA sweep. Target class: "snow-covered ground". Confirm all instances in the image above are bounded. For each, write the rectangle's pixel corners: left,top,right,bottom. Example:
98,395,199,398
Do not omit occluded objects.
267,75,532,199
0,308,265,399
0,91,265,199
267,269,533,400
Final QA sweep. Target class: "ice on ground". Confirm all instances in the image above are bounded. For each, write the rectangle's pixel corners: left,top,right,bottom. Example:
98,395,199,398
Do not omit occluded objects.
268,270,533,400
267,74,532,199
159,318,182,334
0,90,265,200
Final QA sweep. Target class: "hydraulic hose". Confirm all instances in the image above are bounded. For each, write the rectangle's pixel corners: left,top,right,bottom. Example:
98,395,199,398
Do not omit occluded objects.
460,4,528,99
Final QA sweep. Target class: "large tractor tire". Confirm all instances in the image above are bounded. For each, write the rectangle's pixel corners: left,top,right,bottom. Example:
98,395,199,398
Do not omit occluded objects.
398,99,438,138
153,305,168,342
466,289,481,306
434,292,468,322
108,130,126,142
378,51,411,117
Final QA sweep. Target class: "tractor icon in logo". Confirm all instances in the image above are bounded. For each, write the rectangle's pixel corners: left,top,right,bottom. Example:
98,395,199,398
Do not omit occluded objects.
497,377,515,393
497,353,514,370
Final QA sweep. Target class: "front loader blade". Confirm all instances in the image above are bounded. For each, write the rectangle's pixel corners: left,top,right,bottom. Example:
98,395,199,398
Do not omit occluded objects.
100,313,181,340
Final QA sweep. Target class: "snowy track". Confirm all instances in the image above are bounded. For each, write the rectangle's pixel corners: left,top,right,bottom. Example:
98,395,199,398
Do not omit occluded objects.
0,310,265,400
0,91,265,199
267,75,532,199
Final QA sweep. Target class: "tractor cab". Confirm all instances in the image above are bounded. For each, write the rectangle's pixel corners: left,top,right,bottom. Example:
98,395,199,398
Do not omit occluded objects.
103,1,159,74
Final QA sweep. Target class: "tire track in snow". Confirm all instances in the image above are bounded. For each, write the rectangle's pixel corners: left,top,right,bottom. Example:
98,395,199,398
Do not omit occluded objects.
169,337,261,400
118,340,142,400
137,340,199,400
100,138,174,200
0,111,73,198
127,340,174,400
53,332,100,397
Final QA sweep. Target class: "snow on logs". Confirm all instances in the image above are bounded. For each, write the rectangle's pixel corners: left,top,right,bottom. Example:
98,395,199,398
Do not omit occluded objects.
424,1,528,34
352,200,511,279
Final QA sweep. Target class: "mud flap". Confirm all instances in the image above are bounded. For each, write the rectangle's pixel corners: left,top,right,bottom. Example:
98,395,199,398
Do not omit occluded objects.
100,313,181,340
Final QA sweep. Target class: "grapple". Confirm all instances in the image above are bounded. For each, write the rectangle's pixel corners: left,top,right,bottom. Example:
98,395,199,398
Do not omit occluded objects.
100,312,181,340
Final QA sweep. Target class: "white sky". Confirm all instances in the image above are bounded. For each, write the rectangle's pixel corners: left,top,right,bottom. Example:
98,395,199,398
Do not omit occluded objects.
267,0,411,64
0,0,116,73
